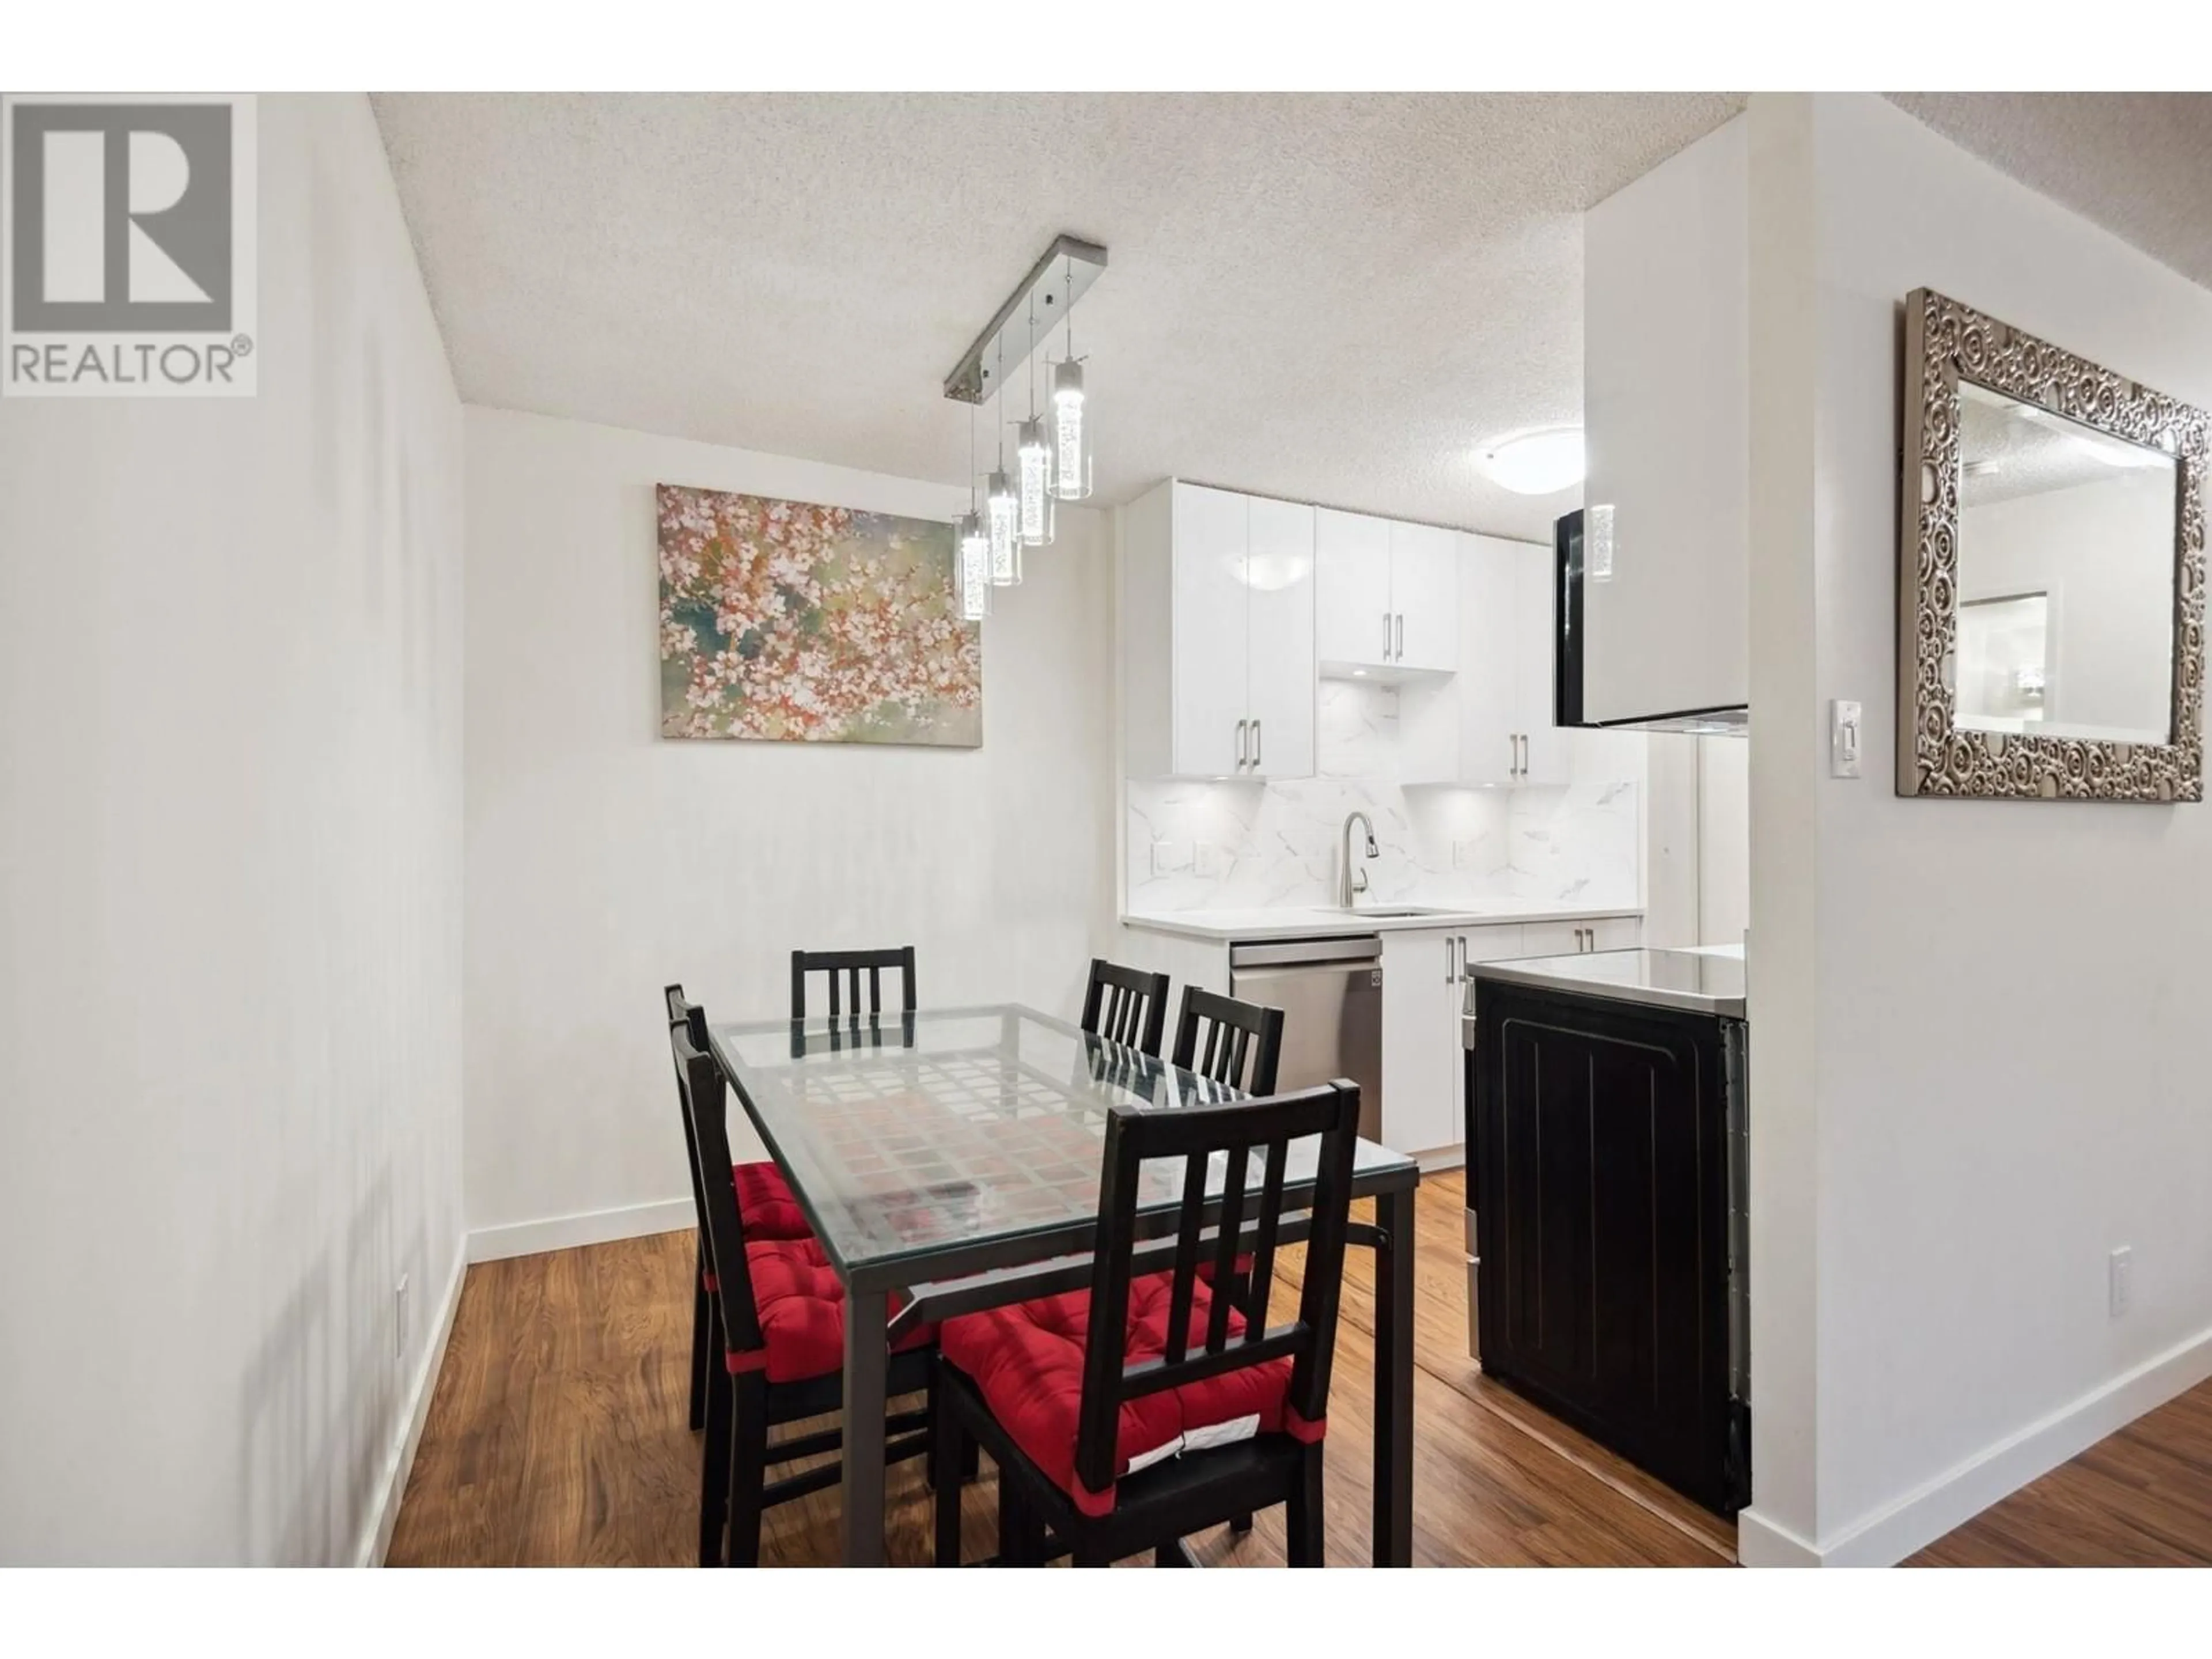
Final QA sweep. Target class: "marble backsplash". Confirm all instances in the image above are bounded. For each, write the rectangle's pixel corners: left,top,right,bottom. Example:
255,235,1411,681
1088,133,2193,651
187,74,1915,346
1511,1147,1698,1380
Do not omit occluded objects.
1127,680,1641,913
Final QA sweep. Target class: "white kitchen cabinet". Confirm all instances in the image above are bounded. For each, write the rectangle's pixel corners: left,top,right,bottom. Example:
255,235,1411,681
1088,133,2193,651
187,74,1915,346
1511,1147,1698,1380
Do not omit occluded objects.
1123,480,1315,780
1520,916,1643,958
1245,494,1318,778
1380,926,1461,1156
1389,521,1459,672
1313,507,1458,676
1315,508,1392,668
1379,922,1532,1157
1511,533,1569,784
1402,532,1561,786
1589,916,1642,950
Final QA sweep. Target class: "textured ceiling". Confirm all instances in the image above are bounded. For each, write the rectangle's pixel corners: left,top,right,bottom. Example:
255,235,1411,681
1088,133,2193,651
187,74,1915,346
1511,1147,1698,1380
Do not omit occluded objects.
1889,94,2212,291
371,93,2212,542
370,92,1743,540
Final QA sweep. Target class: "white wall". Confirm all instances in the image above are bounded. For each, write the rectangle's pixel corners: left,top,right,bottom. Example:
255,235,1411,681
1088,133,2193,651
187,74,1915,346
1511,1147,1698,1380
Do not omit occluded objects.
1698,738,1751,945
1743,92,2212,1565
461,410,1116,1244
1640,733,1748,949
0,96,464,1563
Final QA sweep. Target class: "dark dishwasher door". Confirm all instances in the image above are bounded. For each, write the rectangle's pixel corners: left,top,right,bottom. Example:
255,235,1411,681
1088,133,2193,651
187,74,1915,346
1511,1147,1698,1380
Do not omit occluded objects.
1471,980,1740,1514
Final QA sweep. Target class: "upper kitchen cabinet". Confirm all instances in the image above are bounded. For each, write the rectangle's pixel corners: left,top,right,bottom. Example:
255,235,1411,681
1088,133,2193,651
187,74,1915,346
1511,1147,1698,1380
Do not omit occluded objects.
1401,532,1566,787
1580,112,1748,726
1315,509,1459,676
1123,480,1316,780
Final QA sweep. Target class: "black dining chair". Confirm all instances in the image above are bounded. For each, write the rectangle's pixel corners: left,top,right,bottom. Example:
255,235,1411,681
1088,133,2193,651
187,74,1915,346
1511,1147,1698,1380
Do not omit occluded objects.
930,1080,1363,1567
1079,958,1173,1057
791,945,916,1022
1169,982,1286,1536
670,1011,938,1566
1171,985,1285,1095
666,984,812,1433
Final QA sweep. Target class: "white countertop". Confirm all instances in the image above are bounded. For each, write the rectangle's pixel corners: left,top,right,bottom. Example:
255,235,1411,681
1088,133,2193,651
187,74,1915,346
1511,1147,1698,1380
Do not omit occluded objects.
1122,902,1645,943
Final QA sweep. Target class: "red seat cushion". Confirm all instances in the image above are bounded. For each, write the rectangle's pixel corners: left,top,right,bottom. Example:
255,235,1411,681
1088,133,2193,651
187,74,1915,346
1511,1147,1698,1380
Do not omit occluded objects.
733,1160,810,1240
940,1271,1323,1517
727,1237,936,1384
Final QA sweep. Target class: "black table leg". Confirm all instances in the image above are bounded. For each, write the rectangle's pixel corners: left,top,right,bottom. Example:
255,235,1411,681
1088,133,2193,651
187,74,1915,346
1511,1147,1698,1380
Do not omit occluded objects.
1372,1184,1415,1566
841,1286,889,1566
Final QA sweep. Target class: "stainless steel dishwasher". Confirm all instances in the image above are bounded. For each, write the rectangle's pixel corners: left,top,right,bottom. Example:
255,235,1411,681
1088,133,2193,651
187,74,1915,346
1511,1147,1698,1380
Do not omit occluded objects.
1227,935,1384,1142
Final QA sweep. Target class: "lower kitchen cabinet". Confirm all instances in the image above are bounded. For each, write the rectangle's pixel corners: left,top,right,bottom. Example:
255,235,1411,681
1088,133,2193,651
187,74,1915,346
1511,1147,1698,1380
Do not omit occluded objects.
1469,979,1748,1514
1520,916,1642,958
1378,918,1643,1158
1379,927,1461,1156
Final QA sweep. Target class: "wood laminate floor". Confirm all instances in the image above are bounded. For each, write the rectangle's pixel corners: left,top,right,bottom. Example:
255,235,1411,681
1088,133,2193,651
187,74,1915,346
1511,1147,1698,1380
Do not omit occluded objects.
385,1170,2212,1567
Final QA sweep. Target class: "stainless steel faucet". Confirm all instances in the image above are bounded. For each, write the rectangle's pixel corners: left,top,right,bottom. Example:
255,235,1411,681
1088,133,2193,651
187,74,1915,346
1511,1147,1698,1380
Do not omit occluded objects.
1339,811,1378,908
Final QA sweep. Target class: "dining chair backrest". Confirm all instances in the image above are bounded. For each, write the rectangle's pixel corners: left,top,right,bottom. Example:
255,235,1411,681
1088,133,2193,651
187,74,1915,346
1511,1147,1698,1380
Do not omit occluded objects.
664,984,714,1257
671,1017,767,1361
791,945,917,1022
1171,986,1285,1096
1080,958,1173,1057
1071,1081,1362,1500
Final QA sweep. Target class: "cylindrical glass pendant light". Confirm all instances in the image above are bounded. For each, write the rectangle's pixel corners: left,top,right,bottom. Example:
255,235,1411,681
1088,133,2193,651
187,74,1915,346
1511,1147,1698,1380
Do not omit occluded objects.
986,468,1020,585
1051,357,1088,501
957,511,991,620
1017,416,1051,545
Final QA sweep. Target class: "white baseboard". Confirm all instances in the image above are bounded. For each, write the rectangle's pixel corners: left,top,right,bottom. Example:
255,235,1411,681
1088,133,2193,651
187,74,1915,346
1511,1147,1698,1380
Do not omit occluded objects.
1734,1508,1822,1567
1738,1320,2212,1567
357,1245,466,1567
466,1196,695,1264
1417,1146,1467,1175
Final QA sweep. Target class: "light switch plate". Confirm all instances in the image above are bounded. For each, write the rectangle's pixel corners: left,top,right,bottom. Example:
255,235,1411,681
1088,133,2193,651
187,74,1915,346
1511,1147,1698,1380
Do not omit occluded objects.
1150,840,1189,877
1193,841,1220,878
1831,699,1863,779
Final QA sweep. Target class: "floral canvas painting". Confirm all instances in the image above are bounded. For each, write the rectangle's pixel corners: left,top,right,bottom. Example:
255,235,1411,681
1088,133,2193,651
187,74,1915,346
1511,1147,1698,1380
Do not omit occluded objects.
657,483,981,745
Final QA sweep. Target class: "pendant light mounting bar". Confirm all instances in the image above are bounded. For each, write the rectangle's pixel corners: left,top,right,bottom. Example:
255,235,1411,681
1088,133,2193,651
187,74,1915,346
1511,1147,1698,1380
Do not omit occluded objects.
943,234,1108,405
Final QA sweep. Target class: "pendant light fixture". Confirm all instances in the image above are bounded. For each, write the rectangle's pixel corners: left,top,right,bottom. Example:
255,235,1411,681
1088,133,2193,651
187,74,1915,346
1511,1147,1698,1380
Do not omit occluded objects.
987,468,1018,584
944,233,1107,552
1051,257,1091,501
986,334,1020,584
1017,296,1052,545
957,402,990,621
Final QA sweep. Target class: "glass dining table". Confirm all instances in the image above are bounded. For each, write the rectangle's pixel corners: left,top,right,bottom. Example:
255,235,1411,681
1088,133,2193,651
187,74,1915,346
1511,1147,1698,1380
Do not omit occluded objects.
706,1003,1423,1567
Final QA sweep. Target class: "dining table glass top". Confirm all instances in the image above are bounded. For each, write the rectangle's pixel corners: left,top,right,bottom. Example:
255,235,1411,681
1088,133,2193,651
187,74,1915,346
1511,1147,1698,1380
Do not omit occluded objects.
707,1003,1415,1280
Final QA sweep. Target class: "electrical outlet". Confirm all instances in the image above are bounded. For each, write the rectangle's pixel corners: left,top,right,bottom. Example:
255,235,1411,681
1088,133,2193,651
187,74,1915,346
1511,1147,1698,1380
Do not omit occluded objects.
396,1274,410,1360
1149,839,1177,877
1193,841,1219,878
2109,1248,2133,1317
1453,839,1475,870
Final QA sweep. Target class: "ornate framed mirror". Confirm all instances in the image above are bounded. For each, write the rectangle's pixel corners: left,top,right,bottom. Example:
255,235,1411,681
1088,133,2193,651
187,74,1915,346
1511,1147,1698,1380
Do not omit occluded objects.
1899,288,2208,801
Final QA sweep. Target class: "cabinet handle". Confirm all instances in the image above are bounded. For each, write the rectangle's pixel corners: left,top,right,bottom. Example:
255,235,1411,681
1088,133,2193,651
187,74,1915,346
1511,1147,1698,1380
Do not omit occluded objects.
1458,935,1470,981
1382,611,1393,662
1395,612,1404,660
1444,937,1456,984
1235,718,1248,771
1514,733,1527,777
1252,719,1262,770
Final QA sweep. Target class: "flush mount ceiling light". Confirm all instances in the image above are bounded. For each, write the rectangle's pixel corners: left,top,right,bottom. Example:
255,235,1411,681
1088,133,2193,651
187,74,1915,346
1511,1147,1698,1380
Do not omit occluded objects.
945,234,1105,574
1477,426,1586,495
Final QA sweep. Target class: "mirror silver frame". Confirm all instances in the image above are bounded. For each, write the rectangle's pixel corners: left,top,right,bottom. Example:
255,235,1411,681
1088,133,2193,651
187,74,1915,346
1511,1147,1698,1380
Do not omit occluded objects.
1899,288,2208,802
